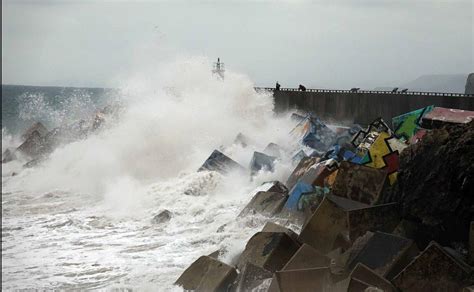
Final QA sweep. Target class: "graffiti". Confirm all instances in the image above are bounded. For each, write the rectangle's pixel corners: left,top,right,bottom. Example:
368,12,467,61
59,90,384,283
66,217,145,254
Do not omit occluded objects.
392,106,433,142
350,118,408,185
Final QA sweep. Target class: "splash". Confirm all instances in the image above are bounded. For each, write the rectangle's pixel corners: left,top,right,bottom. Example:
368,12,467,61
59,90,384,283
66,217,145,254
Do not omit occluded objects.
13,56,295,205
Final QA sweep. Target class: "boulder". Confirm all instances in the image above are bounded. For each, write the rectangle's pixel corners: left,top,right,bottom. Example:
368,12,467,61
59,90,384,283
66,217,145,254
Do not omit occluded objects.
345,232,419,279
232,262,272,292
151,210,171,224
236,232,300,273
250,151,277,175
331,161,388,205
175,256,237,291
238,191,288,217
285,157,319,190
2,148,17,163
396,121,474,248
392,241,472,291
21,121,48,140
198,150,245,174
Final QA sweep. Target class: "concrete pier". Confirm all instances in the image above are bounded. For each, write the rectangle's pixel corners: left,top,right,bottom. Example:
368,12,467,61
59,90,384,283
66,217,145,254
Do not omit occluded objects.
256,87,474,125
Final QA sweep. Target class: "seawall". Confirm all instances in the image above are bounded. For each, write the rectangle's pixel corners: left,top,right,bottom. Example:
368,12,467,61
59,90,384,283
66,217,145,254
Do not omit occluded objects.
258,87,474,125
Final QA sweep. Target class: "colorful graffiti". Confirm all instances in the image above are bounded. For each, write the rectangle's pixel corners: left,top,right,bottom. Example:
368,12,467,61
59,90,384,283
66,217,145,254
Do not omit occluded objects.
350,118,408,185
392,106,434,142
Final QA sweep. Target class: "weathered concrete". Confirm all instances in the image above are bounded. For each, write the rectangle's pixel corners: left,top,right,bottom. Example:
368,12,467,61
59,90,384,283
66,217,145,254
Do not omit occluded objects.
198,149,244,174
265,88,474,125
274,267,332,292
335,263,396,292
261,222,298,242
236,232,300,273
285,157,319,190
331,161,388,205
392,241,472,291
298,197,400,253
346,232,419,279
175,256,237,291
282,243,331,270
232,262,272,292
238,191,287,217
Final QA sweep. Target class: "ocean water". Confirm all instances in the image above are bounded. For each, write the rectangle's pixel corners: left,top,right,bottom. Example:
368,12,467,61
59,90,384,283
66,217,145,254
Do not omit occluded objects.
1,57,300,290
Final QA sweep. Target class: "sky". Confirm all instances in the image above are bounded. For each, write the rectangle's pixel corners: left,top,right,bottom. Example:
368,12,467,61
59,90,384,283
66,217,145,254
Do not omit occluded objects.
2,0,473,89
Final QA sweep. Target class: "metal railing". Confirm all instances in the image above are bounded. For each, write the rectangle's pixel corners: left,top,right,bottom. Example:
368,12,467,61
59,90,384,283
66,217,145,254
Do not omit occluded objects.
254,87,474,97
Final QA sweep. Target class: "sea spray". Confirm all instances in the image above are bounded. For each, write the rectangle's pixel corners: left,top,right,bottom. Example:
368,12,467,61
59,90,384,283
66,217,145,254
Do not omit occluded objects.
2,56,299,290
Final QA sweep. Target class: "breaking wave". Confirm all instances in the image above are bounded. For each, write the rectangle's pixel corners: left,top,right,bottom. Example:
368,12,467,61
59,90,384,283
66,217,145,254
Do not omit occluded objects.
2,56,297,290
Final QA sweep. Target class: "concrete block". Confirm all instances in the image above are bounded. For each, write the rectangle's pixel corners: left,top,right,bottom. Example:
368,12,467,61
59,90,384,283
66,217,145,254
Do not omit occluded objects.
239,191,287,217
285,156,319,190
261,222,298,242
236,232,300,273
16,130,47,158
274,267,332,292
264,143,284,158
421,106,474,129
299,158,338,187
392,241,472,291
264,181,289,195
175,255,237,291
232,262,272,292
284,181,314,211
350,263,397,292
298,196,349,253
282,243,331,270
346,232,419,279
299,197,399,254
2,148,17,163
198,149,244,174
21,121,48,140
250,151,277,175
291,149,307,165
331,161,388,205
347,203,400,241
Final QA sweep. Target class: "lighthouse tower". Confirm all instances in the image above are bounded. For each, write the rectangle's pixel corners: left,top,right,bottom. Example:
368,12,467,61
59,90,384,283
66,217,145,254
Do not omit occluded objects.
212,57,225,80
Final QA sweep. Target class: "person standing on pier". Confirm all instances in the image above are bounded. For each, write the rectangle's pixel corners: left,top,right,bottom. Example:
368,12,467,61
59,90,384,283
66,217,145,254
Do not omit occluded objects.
275,81,281,91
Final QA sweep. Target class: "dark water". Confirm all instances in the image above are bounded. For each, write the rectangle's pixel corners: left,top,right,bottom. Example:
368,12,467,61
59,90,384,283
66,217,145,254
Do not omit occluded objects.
2,84,117,135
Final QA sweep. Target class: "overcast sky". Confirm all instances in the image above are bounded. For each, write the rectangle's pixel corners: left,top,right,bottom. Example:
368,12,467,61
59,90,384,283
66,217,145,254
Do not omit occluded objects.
2,0,473,89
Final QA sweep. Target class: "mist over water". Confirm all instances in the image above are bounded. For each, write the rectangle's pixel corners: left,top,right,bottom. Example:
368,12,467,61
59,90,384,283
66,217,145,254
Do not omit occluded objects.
2,56,299,290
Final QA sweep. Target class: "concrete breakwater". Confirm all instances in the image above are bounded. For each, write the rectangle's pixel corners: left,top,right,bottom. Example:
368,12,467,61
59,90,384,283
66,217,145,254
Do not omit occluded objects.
259,87,474,125
173,108,474,291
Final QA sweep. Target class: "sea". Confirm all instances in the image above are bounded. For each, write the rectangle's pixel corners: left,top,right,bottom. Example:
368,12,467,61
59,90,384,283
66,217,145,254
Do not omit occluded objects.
1,59,301,290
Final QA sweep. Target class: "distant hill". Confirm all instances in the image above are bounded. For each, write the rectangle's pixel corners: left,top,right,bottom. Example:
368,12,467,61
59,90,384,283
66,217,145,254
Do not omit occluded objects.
374,74,469,93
